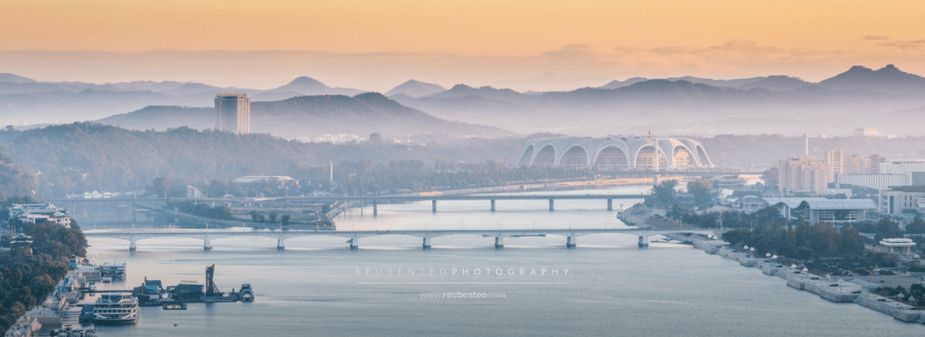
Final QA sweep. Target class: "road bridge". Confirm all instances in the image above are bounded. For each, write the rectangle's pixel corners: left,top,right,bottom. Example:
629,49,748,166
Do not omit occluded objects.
83,227,713,251
54,193,648,215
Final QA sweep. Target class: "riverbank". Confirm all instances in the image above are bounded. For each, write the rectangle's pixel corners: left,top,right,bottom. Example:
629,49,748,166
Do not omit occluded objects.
4,265,91,337
671,233,925,325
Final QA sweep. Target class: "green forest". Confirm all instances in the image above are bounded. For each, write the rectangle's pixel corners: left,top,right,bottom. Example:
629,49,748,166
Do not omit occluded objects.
0,214,88,333
0,123,522,197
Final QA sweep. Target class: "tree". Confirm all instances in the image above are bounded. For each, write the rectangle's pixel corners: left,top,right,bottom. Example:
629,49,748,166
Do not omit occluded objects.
281,214,291,227
149,177,171,198
762,167,779,188
905,215,925,234
268,212,278,224
875,218,902,241
652,180,678,208
794,246,815,261
753,206,784,226
838,226,865,257
686,179,715,207
368,132,382,143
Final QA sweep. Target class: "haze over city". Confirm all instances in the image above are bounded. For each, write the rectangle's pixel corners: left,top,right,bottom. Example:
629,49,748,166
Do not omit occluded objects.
2,1,925,337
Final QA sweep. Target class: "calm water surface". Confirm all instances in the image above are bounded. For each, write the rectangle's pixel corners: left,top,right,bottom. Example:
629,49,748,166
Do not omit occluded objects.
86,187,922,336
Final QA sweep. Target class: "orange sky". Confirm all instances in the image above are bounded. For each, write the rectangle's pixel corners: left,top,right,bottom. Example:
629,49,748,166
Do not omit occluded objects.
2,0,925,90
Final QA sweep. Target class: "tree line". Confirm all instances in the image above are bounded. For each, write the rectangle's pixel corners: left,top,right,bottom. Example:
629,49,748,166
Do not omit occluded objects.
1,215,88,333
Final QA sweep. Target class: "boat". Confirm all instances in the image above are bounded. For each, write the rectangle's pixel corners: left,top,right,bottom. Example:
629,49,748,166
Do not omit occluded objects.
238,283,255,302
51,326,97,337
132,277,165,306
166,282,205,303
162,302,188,310
200,264,240,303
92,294,138,325
100,262,126,281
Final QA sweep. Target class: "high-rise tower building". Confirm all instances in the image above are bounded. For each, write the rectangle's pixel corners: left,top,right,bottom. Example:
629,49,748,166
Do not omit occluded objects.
779,155,828,195
825,148,843,183
214,94,251,134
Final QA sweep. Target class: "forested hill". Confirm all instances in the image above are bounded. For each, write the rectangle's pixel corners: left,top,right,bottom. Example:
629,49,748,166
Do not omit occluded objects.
96,93,511,141
0,150,87,334
0,152,33,200
0,124,522,197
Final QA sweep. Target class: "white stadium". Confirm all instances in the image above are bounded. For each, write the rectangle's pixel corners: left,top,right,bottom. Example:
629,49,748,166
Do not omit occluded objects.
519,136,714,170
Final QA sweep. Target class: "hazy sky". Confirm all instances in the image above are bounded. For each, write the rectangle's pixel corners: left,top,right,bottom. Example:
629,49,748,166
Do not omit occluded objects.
2,0,925,91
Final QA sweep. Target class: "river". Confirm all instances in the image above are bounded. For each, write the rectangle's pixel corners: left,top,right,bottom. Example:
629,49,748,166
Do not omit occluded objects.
85,186,922,336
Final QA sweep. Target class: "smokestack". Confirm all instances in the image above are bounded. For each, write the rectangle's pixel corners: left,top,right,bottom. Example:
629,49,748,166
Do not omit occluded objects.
329,161,334,186
804,134,809,156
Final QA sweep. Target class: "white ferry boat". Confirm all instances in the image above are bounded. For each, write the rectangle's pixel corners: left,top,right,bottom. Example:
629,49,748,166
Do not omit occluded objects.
92,294,138,325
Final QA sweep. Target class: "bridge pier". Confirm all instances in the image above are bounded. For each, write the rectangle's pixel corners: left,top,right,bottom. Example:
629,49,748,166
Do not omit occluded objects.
203,237,213,251
490,199,496,212
494,236,504,249
637,235,649,248
548,199,555,212
372,200,378,217
129,238,137,252
566,235,576,249
432,200,437,213
276,237,286,251
422,236,431,250
607,199,613,211
348,237,359,251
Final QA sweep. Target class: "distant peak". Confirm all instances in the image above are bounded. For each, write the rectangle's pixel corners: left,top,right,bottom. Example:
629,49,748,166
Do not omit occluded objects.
449,83,475,90
385,79,445,98
273,75,330,92
354,92,388,100
878,64,900,72
288,76,323,85
846,65,873,73
0,72,36,83
400,79,425,85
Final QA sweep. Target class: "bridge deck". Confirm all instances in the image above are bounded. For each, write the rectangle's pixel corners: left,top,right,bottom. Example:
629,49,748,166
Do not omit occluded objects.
54,194,647,203
84,227,709,239
84,227,713,250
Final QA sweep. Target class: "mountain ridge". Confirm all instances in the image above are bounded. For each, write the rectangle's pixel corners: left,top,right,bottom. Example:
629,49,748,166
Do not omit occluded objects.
97,92,511,141
6,64,925,136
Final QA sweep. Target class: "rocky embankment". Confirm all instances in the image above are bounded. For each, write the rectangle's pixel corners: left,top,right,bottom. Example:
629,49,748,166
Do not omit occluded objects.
670,233,925,324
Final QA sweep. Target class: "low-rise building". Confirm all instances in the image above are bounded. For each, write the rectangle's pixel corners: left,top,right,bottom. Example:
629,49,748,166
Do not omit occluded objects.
10,234,33,257
878,238,917,258
3,315,40,337
8,203,72,228
765,197,876,226
880,185,925,215
233,175,298,187
836,173,909,191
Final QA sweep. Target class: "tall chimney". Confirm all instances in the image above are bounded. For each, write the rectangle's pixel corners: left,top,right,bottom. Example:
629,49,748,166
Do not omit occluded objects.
804,134,809,156
328,161,334,186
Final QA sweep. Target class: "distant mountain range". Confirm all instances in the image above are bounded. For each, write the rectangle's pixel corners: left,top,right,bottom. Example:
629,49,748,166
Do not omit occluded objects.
97,93,509,140
390,65,925,136
0,74,367,124
4,64,925,136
